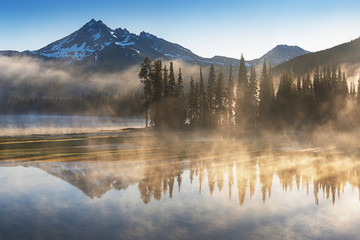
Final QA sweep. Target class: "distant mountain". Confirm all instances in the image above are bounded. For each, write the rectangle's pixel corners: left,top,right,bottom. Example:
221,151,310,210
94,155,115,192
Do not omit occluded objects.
0,19,309,70
273,37,360,76
248,45,309,67
14,19,241,70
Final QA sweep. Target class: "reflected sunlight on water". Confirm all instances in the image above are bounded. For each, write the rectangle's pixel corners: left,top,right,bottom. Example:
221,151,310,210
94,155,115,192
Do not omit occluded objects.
1,133,360,239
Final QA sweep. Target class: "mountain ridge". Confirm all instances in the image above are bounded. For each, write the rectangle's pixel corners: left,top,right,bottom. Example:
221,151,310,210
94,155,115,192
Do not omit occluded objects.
0,19,309,70
273,37,360,76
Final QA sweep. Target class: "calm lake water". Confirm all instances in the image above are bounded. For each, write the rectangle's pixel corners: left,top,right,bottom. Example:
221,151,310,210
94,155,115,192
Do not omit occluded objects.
0,115,145,136
1,132,360,240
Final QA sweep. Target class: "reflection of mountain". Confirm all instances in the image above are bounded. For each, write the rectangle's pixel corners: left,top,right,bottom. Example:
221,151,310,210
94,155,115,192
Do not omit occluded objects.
2,143,360,205
37,162,144,198
1,161,143,199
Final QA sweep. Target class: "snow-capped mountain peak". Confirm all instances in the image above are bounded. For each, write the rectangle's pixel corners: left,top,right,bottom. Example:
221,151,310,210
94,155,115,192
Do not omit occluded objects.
34,19,116,62
20,19,309,70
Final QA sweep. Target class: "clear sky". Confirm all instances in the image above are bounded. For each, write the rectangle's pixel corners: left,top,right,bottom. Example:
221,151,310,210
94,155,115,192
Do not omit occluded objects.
1,0,360,60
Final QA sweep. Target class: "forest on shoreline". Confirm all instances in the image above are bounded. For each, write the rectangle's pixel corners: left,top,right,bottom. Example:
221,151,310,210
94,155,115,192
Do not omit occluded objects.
139,56,360,132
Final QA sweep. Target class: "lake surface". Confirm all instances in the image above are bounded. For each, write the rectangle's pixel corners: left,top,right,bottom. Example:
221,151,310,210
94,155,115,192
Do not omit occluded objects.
1,132,360,239
0,115,145,136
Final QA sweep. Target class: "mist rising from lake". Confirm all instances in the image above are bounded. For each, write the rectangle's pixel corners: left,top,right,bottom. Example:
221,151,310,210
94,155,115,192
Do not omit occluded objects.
0,115,145,136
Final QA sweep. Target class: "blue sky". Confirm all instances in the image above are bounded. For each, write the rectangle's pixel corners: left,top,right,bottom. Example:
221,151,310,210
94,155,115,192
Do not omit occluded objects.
1,0,360,59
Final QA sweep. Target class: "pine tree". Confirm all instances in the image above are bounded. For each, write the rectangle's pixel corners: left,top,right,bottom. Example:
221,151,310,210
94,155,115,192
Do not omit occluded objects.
176,68,186,128
227,65,235,125
258,60,274,126
303,70,312,97
268,64,275,102
326,63,332,99
249,66,258,130
313,64,321,99
297,76,302,97
207,64,217,127
350,79,356,99
138,56,152,127
199,68,209,128
163,65,170,98
215,69,226,125
331,60,338,96
189,76,197,127
340,67,348,97
235,55,248,127
195,82,200,126
152,59,163,127
166,62,177,129
162,65,171,127
276,70,296,125
169,62,176,97
259,61,268,124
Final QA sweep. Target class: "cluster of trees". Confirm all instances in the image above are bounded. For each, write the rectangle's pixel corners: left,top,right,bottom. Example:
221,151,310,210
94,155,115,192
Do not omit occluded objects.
273,62,354,128
138,57,187,129
139,56,263,130
139,56,360,131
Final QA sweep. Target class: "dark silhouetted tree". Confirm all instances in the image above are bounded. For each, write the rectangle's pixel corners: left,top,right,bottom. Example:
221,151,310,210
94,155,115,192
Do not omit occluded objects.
207,64,217,127
248,66,258,130
138,56,152,127
227,65,235,125
199,68,209,128
176,68,186,128
235,55,248,128
151,59,163,127
258,61,275,126
215,69,226,125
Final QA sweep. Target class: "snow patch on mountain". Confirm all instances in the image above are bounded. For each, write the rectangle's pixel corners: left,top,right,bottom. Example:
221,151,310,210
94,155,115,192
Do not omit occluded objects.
40,42,97,61
93,32,101,41
110,31,117,38
115,36,135,46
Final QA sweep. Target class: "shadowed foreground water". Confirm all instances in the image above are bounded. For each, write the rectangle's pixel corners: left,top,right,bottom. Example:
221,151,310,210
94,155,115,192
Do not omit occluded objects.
1,132,360,239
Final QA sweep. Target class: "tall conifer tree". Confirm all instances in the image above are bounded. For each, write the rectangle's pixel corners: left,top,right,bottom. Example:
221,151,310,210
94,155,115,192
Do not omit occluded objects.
235,55,248,127
176,68,186,128
152,60,163,127
138,56,152,127
227,65,235,125
207,64,217,126
199,68,209,128
216,69,226,125
249,66,258,130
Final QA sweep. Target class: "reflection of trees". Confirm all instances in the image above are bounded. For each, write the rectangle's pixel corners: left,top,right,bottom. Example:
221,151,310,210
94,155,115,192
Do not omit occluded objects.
136,147,360,205
258,158,274,203
9,141,360,206
236,163,248,206
272,153,356,205
227,163,234,199
138,160,183,203
312,159,349,205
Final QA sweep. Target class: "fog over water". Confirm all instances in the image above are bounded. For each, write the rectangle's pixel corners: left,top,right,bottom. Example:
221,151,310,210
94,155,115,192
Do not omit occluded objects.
0,115,144,136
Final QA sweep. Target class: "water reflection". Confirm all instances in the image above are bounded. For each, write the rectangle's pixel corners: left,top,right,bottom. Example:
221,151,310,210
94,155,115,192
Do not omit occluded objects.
2,144,360,206
2,135,360,239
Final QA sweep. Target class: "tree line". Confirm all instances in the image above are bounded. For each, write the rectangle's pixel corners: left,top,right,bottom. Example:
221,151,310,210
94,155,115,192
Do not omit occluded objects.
139,56,360,131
